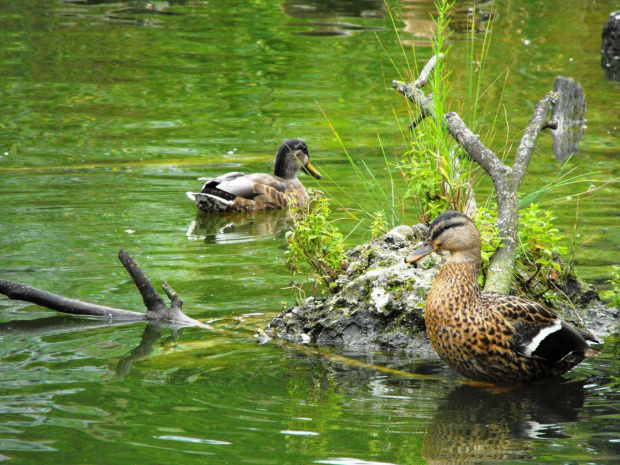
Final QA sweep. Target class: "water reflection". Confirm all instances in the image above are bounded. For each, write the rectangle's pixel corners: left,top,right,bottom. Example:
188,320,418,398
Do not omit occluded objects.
276,344,595,464
0,316,181,377
422,380,588,464
186,210,293,244
399,0,496,47
116,322,183,376
62,0,183,27
281,0,384,36
281,0,384,19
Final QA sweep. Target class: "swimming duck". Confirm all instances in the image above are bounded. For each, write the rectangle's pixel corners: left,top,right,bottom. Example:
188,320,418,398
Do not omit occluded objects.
406,211,599,384
186,139,321,213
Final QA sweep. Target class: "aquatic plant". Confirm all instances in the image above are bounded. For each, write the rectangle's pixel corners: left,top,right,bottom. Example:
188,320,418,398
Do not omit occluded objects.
284,191,347,300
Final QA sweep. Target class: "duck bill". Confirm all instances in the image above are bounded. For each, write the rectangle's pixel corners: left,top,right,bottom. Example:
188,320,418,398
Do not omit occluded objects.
302,162,322,179
405,241,437,263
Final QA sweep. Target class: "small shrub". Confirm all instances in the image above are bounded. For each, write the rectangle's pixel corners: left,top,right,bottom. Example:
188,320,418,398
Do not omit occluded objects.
372,211,389,238
517,203,567,275
470,203,568,295
285,191,347,300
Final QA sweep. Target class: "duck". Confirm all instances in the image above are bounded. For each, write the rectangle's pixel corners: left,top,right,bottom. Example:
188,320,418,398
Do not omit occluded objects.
406,211,600,384
186,139,321,213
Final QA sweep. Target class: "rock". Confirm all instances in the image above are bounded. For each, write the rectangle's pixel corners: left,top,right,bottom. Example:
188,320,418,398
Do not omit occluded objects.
601,11,620,81
268,224,440,353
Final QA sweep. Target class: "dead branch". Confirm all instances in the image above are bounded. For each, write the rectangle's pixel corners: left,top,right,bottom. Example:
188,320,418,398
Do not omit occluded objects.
392,54,442,129
0,249,210,329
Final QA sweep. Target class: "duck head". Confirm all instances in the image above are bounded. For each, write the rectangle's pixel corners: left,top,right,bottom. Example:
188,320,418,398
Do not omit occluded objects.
274,139,321,180
406,211,482,264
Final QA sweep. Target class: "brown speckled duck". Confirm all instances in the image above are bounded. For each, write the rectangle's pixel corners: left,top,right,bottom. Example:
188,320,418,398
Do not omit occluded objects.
406,211,600,384
186,139,321,213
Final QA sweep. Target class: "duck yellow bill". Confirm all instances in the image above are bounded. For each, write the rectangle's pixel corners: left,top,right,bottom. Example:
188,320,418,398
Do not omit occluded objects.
303,162,322,179
405,241,437,263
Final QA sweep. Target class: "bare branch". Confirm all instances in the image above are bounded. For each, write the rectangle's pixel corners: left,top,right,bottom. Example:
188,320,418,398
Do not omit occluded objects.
512,91,559,190
392,54,442,128
392,81,436,127
162,282,183,312
1,250,211,329
415,53,442,88
443,112,509,184
543,120,559,130
0,279,145,320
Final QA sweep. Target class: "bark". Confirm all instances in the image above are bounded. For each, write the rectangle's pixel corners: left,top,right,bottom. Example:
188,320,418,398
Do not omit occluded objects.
550,76,586,162
0,249,210,329
393,55,560,294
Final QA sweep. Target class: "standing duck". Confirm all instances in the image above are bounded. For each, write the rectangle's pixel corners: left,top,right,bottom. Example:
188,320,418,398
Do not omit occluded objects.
406,211,599,384
187,139,321,213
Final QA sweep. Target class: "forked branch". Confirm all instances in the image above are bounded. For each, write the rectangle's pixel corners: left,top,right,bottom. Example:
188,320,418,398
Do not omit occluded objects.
394,55,560,294
0,249,210,329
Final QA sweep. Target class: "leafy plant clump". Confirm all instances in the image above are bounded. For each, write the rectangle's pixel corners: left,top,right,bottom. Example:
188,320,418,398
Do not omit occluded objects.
472,203,570,299
285,191,347,301
398,0,479,224
472,207,502,285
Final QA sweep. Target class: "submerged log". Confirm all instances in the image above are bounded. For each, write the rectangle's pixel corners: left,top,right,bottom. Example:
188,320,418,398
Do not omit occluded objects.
0,249,210,329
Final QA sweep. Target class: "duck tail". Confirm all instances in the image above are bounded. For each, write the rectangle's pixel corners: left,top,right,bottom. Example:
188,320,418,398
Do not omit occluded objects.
191,192,234,212
186,191,197,201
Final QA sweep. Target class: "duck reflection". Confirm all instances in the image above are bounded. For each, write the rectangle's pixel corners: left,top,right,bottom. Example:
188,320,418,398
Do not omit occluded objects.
422,380,587,464
280,0,384,36
62,1,183,27
186,210,293,244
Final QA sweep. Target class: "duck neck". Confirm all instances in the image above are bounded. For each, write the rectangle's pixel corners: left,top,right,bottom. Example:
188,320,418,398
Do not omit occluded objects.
273,155,299,180
431,258,482,303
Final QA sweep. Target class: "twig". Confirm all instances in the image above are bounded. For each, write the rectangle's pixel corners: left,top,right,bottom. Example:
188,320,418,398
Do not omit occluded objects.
391,54,441,128
415,53,442,87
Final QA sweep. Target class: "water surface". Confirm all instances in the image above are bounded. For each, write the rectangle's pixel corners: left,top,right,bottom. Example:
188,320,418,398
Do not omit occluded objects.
1,1,619,463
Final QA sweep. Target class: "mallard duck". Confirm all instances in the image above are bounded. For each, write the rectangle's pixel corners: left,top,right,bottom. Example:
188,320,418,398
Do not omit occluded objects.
406,211,600,384
186,139,321,213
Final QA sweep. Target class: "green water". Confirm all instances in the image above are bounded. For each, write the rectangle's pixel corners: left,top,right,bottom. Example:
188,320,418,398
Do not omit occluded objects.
1,1,619,463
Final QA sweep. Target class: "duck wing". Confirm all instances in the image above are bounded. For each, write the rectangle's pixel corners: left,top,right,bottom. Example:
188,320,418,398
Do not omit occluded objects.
481,293,599,363
200,173,293,200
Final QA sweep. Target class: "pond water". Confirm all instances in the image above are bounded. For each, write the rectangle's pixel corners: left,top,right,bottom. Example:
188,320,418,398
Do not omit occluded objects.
1,0,619,463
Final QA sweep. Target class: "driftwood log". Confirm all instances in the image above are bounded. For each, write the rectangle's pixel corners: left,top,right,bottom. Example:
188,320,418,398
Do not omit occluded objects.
0,249,210,329
393,55,562,294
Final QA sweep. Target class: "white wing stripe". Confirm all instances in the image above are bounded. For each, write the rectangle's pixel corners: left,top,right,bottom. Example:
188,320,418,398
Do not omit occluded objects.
523,319,562,357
